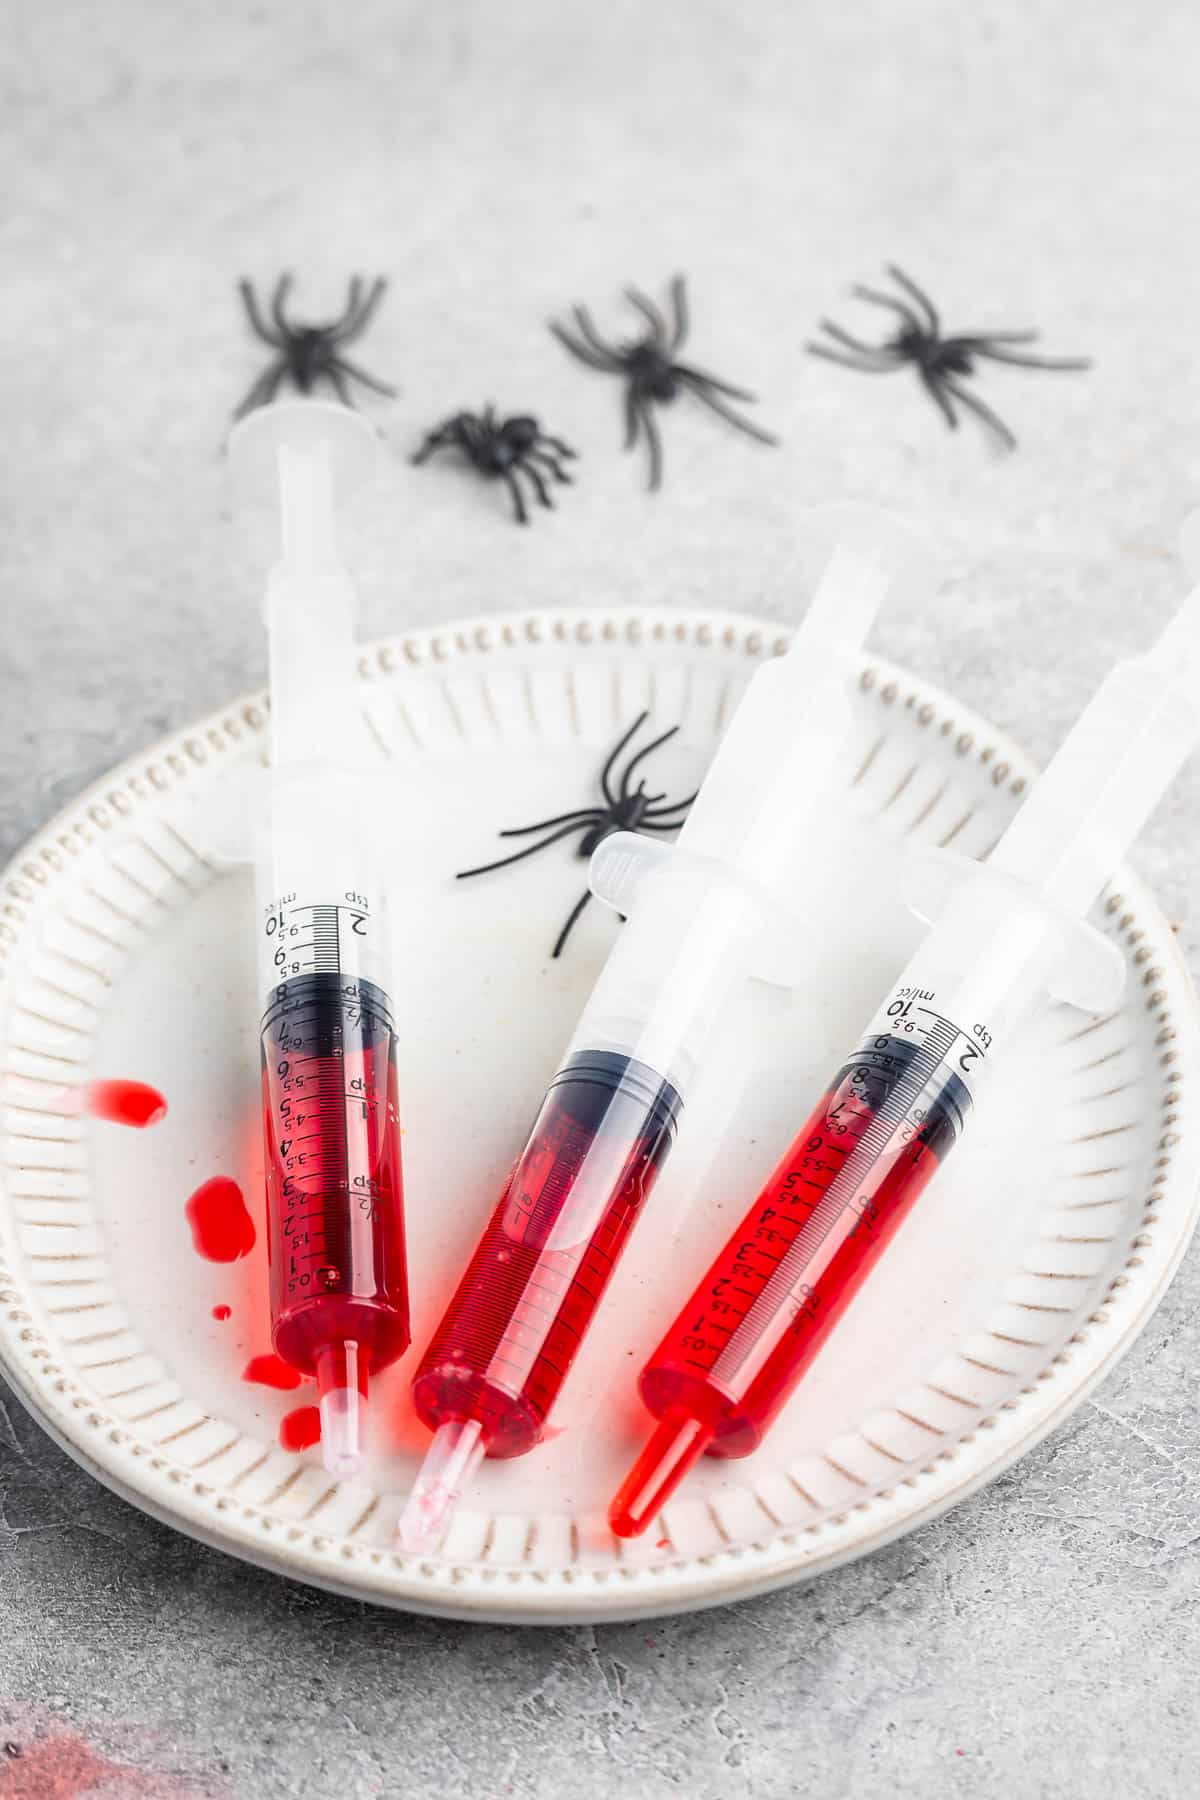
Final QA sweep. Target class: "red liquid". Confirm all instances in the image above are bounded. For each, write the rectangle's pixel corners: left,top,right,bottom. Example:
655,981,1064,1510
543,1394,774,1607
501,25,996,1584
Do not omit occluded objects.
185,1176,256,1263
610,1036,970,1535
261,975,409,1396
412,1052,681,1459
212,1305,232,1322
279,1404,322,1453
242,1352,303,1391
86,1079,167,1128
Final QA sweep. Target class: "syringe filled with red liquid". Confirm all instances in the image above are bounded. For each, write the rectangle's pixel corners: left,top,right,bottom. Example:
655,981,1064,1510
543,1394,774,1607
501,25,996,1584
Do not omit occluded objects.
611,550,1200,1534
398,514,921,1551
230,401,410,1476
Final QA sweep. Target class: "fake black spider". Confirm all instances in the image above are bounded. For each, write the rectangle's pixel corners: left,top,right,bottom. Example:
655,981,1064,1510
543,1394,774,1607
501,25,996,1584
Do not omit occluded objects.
457,711,696,957
411,407,578,524
550,275,778,490
807,264,1090,451
233,274,397,419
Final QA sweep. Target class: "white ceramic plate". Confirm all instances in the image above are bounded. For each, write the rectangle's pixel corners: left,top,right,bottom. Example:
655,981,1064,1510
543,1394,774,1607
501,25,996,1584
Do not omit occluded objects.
1,606,1197,1624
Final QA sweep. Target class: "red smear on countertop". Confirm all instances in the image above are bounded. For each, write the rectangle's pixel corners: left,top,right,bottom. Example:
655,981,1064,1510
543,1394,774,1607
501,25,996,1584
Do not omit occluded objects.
211,1305,232,1321
243,1353,302,1391
280,1405,321,1452
185,1177,255,1262
655,1537,670,1550
0,1728,182,1797
85,1080,167,1129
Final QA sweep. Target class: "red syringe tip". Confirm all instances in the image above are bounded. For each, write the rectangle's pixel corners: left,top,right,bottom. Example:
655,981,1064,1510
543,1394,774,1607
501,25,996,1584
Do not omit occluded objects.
315,1340,369,1478
608,1408,715,1539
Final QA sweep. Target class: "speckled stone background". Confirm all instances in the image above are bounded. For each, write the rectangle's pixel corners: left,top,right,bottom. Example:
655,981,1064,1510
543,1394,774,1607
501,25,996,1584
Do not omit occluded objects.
3,2,1200,1796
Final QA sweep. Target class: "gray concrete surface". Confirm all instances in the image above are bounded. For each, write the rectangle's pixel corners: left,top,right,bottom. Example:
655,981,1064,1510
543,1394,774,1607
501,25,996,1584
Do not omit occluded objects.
3,2,1200,1795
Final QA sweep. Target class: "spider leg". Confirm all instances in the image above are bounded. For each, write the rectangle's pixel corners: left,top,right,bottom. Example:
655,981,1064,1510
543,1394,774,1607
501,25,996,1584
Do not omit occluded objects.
885,265,940,336
644,790,699,819
940,376,1017,451
335,275,364,334
815,320,903,362
600,711,651,808
951,330,1040,345
806,343,899,374
638,399,664,490
330,353,398,398
237,280,281,347
668,274,689,351
528,448,574,483
270,273,295,339
851,284,923,335
677,375,779,446
624,285,669,348
671,362,758,401
521,459,555,510
231,359,287,420
498,468,528,524
549,320,621,373
638,819,694,833
916,366,960,432
537,433,579,459
325,363,356,408
573,306,626,363
552,889,594,959
336,277,388,344
495,808,607,837
456,819,588,879
623,385,642,451
957,342,1092,372
409,426,457,465
618,724,680,801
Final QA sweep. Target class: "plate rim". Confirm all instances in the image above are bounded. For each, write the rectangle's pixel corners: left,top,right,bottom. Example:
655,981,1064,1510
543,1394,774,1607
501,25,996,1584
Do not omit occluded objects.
1,601,1197,1624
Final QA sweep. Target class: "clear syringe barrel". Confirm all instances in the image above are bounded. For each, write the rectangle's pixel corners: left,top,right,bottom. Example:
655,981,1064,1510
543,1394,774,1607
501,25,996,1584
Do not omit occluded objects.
231,401,411,1473
608,877,1051,1534
256,774,410,1396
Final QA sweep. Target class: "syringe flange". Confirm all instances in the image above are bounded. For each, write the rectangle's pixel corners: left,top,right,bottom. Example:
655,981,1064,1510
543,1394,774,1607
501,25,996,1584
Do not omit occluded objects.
904,847,1127,1016
588,831,810,989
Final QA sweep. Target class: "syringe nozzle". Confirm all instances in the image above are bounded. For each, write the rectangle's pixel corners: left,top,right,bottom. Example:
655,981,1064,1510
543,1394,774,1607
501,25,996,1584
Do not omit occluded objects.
315,1341,369,1479
396,1419,486,1555
608,1408,714,1539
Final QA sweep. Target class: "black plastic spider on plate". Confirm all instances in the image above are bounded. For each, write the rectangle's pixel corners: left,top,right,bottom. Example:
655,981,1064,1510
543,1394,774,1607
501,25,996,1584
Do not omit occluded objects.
807,264,1090,451
411,407,579,524
457,711,697,957
550,275,779,490
233,274,397,419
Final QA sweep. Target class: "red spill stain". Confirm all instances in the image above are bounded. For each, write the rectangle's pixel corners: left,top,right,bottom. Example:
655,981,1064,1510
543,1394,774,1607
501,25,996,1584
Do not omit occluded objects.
185,1176,255,1262
243,1352,302,1391
655,1537,670,1550
280,1404,321,1452
0,1729,178,1797
85,1079,167,1128
211,1305,232,1322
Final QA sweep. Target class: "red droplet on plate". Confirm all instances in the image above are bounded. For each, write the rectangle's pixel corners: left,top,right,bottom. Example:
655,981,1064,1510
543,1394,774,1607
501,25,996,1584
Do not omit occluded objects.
185,1177,256,1262
279,1405,321,1452
212,1305,232,1322
86,1079,167,1128
242,1352,302,1391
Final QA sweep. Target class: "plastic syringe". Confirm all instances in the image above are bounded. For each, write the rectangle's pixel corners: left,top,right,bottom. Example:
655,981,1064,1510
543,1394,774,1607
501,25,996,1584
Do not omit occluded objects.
229,400,410,1477
397,518,921,1552
609,547,1200,1535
